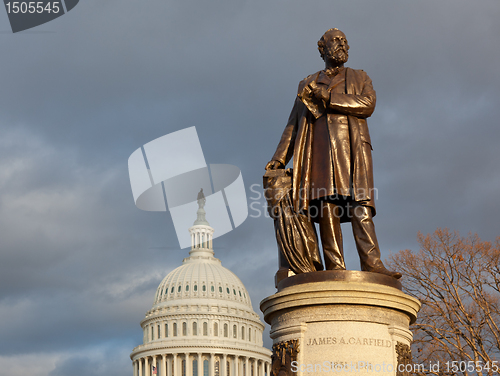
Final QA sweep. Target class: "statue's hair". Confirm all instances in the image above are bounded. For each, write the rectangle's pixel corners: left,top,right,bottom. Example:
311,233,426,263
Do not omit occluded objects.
317,28,349,60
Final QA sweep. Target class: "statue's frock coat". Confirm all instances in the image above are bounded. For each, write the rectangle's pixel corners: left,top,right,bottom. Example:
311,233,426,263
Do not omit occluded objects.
271,67,377,221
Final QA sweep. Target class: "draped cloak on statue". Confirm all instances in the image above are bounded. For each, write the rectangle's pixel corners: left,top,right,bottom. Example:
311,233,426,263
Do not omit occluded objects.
263,168,323,274
271,67,377,222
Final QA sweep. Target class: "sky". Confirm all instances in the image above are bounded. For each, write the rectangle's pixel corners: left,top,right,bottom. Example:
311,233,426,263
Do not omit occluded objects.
0,0,499,375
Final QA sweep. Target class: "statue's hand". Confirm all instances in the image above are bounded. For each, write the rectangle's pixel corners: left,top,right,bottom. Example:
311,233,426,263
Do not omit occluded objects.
265,160,284,170
312,85,329,105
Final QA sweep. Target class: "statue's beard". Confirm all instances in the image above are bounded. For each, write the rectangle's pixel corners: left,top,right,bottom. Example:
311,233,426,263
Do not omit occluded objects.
325,47,348,65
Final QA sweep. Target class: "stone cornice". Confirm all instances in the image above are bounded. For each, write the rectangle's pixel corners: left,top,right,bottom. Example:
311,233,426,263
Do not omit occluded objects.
130,342,272,360
148,299,254,315
140,312,265,330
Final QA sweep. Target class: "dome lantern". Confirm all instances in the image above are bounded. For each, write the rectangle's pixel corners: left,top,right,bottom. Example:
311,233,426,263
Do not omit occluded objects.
188,188,214,258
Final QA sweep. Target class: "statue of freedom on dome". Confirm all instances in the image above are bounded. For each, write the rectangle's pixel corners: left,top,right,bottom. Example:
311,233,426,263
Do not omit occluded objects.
197,188,206,208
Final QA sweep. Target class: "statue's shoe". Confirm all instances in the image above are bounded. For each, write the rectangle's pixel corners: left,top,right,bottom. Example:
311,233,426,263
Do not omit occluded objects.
369,267,402,280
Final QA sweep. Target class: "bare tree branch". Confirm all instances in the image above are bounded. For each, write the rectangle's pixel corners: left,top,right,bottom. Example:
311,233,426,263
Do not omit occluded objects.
388,228,500,376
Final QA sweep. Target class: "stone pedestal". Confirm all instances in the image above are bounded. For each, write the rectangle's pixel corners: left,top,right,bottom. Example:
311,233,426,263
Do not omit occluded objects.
260,271,420,376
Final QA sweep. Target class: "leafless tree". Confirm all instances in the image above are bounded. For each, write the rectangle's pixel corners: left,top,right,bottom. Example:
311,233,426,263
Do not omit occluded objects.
388,228,500,376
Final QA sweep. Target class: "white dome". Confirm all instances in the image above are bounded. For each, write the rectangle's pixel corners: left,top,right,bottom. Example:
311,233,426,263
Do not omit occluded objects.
153,255,252,308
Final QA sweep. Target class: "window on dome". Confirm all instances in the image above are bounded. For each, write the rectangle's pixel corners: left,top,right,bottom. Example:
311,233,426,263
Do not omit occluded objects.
241,326,245,340
214,322,218,336
193,322,197,336
173,323,177,336
249,328,251,341
203,360,209,376
182,322,187,336
193,360,198,376
233,325,237,338
239,291,241,297
211,285,214,292
165,323,168,338
194,285,198,292
186,284,189,291
203,322,208,336
226,288,230,294
244,293,246,298
178,285,181,292
151,326,154,341
224,323,228,337
233,289,236,295
171,286,174,294
202,285,206,292
219,286,222,293
158,324,161,338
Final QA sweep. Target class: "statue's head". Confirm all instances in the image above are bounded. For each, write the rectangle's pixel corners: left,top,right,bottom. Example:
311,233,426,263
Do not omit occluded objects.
318,28,350,65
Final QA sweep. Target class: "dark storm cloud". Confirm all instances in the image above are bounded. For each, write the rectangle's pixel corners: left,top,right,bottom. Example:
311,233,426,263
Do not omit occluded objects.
0,0,499,374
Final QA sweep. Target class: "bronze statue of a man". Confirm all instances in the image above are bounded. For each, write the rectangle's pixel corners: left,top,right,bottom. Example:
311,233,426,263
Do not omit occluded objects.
266,28,401,279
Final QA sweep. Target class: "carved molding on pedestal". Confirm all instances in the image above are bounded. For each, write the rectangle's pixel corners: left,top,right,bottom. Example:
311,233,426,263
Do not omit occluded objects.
271,339,299,376
395,342,412,376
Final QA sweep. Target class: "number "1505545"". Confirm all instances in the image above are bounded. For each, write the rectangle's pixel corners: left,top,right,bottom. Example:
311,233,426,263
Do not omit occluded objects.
5,2,61,14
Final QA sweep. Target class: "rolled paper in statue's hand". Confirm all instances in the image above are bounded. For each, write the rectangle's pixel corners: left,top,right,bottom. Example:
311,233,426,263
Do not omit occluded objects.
298,80,325,119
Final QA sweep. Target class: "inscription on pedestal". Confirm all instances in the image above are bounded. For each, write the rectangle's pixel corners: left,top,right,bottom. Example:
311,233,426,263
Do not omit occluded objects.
306,336,392,347
301,322,394,375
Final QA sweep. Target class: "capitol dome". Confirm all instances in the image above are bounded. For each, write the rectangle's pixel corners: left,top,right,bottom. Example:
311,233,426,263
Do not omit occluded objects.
152,248,252,309
131,192,271,376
